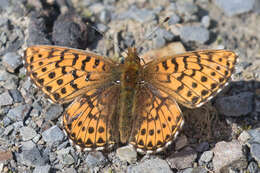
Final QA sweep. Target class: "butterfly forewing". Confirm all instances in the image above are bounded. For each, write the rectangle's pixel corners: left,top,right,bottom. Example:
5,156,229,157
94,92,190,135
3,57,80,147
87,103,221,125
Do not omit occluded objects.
143,50,237,108
24,45,117,103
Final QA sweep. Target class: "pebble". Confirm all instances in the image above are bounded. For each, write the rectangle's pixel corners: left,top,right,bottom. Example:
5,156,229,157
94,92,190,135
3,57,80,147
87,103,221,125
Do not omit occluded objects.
42,125,65,146
85,151,107,169
215,0,255,16
215,92,254,116
168,13,181,25
201,15,210,28
2,116,11,127
63,168,77,173
0,17,9,27
0,0,10,10
3,125,14,136
250,143,260,164
0,91,13,106
180,26,209,44
7,104,30,121
238,130,251,144
128,158,172,173
33,165,51,173
0,69,18,89
21,141,36,150
118,6,156,23
199,150,213,165
45,104,63,121
56,148,75,165
182,167,208,173
18,147,47,166
20,126,37,141
212,140,244,173
96,23,109,33
116,145,137,164
27,12,51,46
176,0,198,16
195,142,209,152
175,135,188,151
167,147,197,169
99,9,111,23
9,89,23,103
52,13,87,49
2,52,22,73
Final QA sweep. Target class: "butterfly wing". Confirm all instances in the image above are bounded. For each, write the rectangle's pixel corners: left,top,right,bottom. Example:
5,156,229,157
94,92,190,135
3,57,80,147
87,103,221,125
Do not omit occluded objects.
63,85,120,151
129,84,184,153
143,50,237,108
24,45,117,103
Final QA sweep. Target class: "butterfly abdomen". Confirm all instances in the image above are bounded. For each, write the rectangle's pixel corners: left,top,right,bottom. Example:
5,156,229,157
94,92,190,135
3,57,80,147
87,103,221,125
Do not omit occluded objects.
118,48,143,143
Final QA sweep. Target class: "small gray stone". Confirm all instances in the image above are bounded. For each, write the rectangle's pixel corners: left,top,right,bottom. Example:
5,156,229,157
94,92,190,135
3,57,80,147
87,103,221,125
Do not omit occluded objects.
0,91,13,106
215,0,255,16
201,15,210,28
176,0,198,16
7,104,30,121
0,17,9,27
248,128,260,144
45,104,63,121
250,143,260,164
2,116,12,127
215,92,254,116
182,167,208,173
116,145,137,163
99,10,111,23
42,125,64,146
57,148,75,165
33,165,51,173
96,23,108,33
0,0,9,9
9,89,23,103
180,26,209,44
168,14,181,25
3,125,14,136
212,140,244,173
19,147,47,166
128,158,172,173
32,134,41,143
155,28,175,41
63,168,77,173
21,140,36,150
20,126,37,141
85,152,107,168
154,36,166,49
238,130,251,144
118,6,156,23
196,142,209,152
2,52,22,73
167,147,197,169
199,150,213,165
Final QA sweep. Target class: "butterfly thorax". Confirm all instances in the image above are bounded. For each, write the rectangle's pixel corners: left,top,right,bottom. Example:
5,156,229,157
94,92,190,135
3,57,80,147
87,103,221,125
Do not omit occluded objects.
119,47,143,143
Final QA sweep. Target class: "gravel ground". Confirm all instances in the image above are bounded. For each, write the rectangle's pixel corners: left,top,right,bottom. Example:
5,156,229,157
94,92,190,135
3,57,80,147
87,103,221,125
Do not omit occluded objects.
0,0,260,173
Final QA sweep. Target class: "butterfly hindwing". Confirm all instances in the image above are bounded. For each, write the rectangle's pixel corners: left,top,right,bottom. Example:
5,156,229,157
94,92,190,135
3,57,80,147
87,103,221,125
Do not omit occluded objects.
129,84,184,153
63,85,120,151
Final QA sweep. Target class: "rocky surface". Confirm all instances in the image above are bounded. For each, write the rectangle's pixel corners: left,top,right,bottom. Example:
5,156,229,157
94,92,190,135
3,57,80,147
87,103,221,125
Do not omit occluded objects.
0,0,260,172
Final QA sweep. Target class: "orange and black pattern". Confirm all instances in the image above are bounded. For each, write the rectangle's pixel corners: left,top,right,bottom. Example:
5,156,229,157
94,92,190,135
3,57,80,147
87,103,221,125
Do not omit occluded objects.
24,45,237,153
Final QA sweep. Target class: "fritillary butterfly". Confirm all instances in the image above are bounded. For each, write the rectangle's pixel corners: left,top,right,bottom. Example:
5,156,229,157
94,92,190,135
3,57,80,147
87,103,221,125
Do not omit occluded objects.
24,45,237,153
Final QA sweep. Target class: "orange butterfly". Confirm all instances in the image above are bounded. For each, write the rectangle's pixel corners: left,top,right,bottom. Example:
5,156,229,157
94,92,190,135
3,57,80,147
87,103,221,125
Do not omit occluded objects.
24,45,237,153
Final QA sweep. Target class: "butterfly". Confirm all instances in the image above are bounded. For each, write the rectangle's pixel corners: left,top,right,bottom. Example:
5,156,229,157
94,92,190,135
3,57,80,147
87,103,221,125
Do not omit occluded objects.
24,45,237,153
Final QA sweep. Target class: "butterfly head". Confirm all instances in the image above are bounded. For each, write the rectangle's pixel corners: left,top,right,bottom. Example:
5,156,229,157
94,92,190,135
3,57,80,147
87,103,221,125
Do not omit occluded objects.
127,47,141,64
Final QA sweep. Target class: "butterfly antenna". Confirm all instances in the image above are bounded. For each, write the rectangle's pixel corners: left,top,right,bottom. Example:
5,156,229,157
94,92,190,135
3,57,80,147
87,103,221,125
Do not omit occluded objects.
86,22,127,57
135,17,170,49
